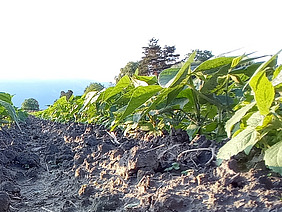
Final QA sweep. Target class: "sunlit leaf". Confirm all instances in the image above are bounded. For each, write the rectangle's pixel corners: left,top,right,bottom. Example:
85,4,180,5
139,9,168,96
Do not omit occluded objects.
231,55,244,68
103,75,132,101
194,57,235,72
264,140,282,175
158,68,180,88
115,85,162,125
217,126,258,160
225,102,256,137
250,72,275,115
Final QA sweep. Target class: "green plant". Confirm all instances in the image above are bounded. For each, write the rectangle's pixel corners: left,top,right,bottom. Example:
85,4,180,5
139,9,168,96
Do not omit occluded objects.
21,98,40,111
35,49,282,175
35,95,85,123
164,162,180,171
0,92,25,129
217,50,282,175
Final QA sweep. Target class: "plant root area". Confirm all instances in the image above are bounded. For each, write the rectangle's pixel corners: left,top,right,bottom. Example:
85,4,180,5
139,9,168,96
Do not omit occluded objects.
0,116,281,212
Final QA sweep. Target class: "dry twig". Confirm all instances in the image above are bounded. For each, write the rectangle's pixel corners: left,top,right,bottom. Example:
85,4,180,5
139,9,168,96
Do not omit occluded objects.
177,147,216,165
106,131,120,145
41,207,54,212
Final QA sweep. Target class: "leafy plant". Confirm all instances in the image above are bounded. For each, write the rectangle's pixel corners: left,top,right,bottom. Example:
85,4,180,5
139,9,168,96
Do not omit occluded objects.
0,92,26,129
35,95,85,123
217,50,282,175
164,162,180,171
35,49,282,175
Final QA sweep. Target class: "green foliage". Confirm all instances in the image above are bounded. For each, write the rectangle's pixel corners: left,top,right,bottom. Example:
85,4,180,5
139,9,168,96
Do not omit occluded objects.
164,162,180,171
35,95,85,123
0,92,26,129
217,50,282,175
35,49,282,175
21,98,40,111
84,82,105,94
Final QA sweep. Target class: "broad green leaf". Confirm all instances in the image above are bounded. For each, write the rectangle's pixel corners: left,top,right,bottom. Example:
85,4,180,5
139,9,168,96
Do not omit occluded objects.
264,140,282,175
272,65,282,86
217,126,258,160
186,124,200,138
255,113,274,131
229,62,262,77
115,85,162,124
200,75,218,94
167,97,189,110
83,91,98,107
273,65,282,79
0,92,13,104
246,111,264,127
103,75,132,101
98,87,114,102
0,99,21,130
204,122,218,132
158,68,180,88
231,55,244,68
158,51,195,89
134,75,158,85
170,51,195,87
166,84,186,106
244,49,282,90
225,102,256,137
250,72,275,115
132,78,148,87
138,86,182,122
194,57,235,72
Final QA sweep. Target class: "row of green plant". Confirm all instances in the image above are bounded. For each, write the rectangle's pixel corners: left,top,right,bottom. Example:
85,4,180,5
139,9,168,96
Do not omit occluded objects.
35,50,282,175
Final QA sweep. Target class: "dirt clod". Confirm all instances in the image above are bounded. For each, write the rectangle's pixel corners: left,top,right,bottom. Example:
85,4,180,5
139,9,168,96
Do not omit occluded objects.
0,116,281,211
0,191,11,212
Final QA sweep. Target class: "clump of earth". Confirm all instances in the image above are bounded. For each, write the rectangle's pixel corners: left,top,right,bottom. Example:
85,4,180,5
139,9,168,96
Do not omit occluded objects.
0,116,281,212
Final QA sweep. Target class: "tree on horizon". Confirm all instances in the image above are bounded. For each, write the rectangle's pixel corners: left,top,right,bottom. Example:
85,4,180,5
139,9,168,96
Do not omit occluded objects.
138,38,180,76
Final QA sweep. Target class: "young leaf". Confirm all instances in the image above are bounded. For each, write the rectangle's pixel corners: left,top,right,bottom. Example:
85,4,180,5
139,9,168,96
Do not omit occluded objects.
231,55,244,68
0,92,13,104
158,68,180,88
170,51,195,87
250,72,275,115
264,140,282,175
225,102,256,138
115,85,162,125
133,75,158,85
217,126,258,160
0,99,21,130
194,57,235,72
103,75,132,101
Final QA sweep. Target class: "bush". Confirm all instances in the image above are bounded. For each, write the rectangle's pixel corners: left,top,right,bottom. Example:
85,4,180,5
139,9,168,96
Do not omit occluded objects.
21,98,40,111
84,83,104,94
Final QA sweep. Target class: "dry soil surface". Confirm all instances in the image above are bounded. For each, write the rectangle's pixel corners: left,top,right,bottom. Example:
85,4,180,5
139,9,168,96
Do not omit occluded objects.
0,116,281,212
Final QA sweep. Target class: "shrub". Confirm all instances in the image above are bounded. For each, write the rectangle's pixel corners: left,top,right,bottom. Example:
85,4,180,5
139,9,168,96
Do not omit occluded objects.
21,98,40,111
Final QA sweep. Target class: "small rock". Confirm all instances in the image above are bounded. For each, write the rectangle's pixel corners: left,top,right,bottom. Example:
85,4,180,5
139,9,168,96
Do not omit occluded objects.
0,191,11,212
1,181,21,194
78,184,96,197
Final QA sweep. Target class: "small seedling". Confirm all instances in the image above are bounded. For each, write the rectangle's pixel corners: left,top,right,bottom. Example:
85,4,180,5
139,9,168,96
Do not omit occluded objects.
165,162,180,172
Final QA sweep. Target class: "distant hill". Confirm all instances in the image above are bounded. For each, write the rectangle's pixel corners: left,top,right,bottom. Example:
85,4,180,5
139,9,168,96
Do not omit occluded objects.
0,79,109,109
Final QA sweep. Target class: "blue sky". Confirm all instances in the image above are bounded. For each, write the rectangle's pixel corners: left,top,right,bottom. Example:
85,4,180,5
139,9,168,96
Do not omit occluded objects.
0,0,281,83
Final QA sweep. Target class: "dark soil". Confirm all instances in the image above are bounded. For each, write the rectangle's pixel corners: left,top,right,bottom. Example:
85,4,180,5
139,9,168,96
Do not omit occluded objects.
0,116,281,212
